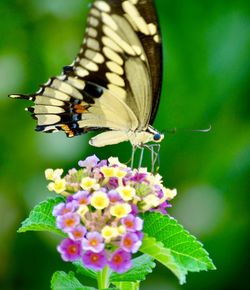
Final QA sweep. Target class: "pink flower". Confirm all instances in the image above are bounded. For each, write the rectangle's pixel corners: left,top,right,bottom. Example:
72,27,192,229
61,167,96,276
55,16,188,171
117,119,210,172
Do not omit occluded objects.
82,232,105,253
68,225,87,241
108,190,121,203
57,238,82,262
56,212,80,232
121,233,142,253
52,201,77,217
82,250,107,271
121,215,143,232
73,191,90,205
108,249,132,273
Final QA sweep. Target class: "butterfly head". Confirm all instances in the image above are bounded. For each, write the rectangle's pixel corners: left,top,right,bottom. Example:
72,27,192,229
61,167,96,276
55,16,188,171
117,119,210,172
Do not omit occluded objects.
147,126,164,143
153,132,163,142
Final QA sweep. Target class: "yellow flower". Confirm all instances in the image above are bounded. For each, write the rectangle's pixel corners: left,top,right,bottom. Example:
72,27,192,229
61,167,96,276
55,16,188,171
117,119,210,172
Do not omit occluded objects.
117,225,126,235
47,179,66,194
100,166,115,177
91,191,110,210
117,186,136,201
45,168,63,181
114,168,127,179
101,226,118,241
77,205,89,218
163,188,177,200
110,203,131,218
80,177,97,191
143,194,160,210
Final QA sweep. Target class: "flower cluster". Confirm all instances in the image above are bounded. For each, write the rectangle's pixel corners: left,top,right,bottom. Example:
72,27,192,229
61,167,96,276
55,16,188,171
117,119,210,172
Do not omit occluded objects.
46,155,177,273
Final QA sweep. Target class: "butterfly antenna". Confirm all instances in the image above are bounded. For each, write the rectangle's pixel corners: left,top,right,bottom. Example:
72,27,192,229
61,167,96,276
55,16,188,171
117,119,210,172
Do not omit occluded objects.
162,128,177,134
163,125,212,134
191,124,212,133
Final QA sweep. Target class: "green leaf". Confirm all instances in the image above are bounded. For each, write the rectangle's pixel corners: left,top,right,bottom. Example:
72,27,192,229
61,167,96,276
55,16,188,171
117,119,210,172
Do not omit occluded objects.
142,213,216,279
140,235,187,284
73,260,97,280
18,197,65,235
51,271,96,290
110,254,155,282
112,282,139,290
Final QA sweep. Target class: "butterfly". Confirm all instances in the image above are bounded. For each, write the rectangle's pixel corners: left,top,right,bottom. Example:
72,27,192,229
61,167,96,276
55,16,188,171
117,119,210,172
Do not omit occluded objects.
10,0,164,163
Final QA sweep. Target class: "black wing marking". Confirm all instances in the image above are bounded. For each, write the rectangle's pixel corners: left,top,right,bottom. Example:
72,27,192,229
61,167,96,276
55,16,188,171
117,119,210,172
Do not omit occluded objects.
135,0,162,124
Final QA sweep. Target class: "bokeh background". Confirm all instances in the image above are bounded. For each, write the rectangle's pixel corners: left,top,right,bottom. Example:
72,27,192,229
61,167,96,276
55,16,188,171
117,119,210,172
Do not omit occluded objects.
0,0,249,289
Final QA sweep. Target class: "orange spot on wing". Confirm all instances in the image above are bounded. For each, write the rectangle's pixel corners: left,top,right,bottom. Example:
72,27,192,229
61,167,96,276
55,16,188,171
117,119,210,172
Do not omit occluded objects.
61,125,75,137
74,104,88,114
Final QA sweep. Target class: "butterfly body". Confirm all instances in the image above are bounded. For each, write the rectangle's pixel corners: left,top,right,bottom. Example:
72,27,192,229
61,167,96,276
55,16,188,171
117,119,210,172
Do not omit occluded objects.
10,0,164,148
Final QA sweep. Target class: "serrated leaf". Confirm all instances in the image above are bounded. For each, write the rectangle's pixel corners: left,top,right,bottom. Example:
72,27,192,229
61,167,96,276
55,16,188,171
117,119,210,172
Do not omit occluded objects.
112,282,139,290
142,212,216,273
73,260,97,280
18,197,65,235
51,271,96,290
110,254,155,282
140,235,187,284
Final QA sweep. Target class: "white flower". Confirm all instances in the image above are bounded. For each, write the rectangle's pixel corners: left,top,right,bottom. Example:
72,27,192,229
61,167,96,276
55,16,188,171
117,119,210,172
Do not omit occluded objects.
108,157,127,168
45,168,63,181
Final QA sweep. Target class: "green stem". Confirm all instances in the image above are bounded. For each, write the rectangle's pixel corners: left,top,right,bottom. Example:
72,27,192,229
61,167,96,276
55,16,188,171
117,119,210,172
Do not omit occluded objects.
97,266,110,289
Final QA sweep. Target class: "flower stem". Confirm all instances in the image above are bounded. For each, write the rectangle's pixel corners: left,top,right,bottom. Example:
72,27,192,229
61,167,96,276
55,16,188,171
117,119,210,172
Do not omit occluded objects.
97,266,110,289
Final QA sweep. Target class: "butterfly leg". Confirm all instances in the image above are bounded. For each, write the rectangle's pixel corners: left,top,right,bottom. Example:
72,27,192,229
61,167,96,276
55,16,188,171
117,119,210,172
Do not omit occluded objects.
130,145,137,169
144,144,161,173
138,146,145,168
152,144,161,172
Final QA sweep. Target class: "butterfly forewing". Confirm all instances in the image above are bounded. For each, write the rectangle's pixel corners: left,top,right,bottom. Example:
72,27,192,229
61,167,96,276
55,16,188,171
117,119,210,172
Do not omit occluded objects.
10,0,163,142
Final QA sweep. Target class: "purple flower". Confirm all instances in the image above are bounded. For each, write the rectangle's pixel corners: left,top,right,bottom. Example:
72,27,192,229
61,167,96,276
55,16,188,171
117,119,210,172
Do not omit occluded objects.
135,231,144,241
68,225,87,241
130,173,148,183
82,232,104,253
67,196,74,202
95,160,108,168
78,155,100,169
121,233,142,253
109,177,118,188
73,191,90,205
130,204,138,216
155,185,164,198
158,201,172,215
121,215,143,232
108,190,121,203
52,201,77,217
57,238,82,262
56,212,80,232
108,249,132,273
82,250,107,271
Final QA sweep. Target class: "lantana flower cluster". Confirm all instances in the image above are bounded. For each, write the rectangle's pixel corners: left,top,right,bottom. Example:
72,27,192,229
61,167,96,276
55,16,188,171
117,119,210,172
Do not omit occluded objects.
45,155,177,273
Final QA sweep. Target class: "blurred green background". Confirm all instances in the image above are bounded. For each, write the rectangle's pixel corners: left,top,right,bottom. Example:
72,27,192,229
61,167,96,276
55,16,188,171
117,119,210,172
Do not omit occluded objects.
0,0,249,289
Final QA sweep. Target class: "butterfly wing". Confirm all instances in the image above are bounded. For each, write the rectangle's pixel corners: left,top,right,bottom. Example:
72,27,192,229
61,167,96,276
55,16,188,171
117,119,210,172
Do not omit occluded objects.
10,0,162,144
134,0,163,125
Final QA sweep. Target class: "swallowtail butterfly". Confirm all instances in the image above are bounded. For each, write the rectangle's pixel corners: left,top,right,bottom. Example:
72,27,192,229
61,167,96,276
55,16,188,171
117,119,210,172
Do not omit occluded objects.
10,0,164,149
